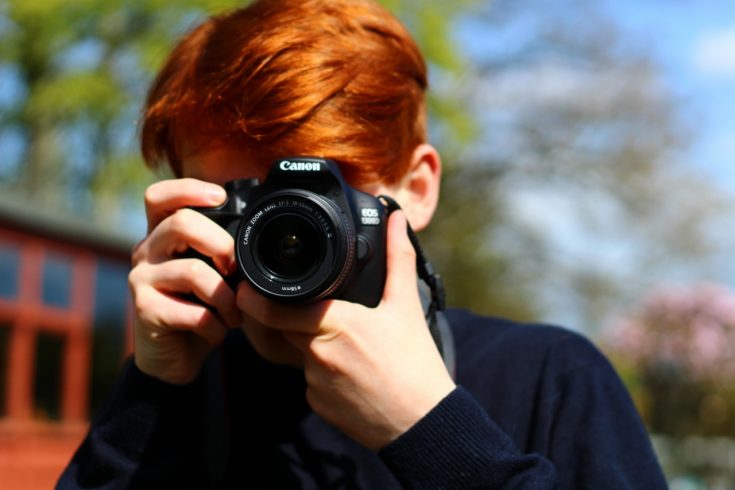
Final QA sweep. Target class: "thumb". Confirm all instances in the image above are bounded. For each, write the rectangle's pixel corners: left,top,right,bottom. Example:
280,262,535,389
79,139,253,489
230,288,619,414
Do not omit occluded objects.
381,210,419,303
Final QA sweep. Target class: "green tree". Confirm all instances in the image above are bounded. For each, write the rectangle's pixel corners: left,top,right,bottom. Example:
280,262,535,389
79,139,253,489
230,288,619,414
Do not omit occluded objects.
0,1,257,222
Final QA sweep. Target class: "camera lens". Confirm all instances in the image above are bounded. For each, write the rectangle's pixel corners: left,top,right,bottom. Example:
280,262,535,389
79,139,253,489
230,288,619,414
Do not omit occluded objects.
255,212,324,281
236,191,355,302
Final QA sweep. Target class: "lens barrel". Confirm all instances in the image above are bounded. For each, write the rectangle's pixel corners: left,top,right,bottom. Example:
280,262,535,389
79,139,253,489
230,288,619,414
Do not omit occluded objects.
236,190,355,302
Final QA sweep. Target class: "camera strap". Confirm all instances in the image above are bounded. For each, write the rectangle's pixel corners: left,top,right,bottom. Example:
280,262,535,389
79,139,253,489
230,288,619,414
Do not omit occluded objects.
378,195,456,378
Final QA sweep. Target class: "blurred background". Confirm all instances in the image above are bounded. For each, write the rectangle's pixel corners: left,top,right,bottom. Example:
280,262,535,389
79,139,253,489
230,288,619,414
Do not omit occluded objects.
0,0,733,487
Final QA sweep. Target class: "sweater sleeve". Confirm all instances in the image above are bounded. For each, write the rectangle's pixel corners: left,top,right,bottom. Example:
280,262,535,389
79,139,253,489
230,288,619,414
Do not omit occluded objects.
379,387,557,489
379,327,668,489
56,359,210,489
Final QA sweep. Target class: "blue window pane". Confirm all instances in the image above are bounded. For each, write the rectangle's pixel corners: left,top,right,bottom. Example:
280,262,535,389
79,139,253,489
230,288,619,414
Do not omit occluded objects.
42,254,73,308
91,259,130,416
0,244,19,299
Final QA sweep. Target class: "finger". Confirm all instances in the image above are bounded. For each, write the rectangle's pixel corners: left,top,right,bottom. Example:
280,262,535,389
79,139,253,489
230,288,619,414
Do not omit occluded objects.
144,208,236,275
146,259,241,328
145,178,227,233
133,284,228,347
236,281,352,334
381,211,419,304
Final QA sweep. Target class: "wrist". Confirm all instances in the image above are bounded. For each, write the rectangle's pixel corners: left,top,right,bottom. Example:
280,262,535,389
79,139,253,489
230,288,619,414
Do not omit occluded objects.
369,375,456,451
133,352,202,386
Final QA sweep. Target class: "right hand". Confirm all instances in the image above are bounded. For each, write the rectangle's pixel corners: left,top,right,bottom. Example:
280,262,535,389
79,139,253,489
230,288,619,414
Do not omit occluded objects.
128,179,242,384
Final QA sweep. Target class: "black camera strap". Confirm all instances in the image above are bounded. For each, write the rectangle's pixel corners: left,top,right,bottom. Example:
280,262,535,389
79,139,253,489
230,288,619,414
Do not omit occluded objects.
378,195,455,378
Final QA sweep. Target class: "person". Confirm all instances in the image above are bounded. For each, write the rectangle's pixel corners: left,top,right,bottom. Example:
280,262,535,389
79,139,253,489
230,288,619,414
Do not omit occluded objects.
58,0,668,488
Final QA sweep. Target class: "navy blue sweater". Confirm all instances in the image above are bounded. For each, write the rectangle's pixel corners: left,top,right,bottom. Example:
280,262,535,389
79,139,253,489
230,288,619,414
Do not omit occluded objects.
58,309,667,489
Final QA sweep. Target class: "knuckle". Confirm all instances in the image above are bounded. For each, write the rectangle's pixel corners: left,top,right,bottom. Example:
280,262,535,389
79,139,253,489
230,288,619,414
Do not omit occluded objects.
168,209,188,232
131,239,148,265
132,289,155,323
128,263,152,292
308,340,342,375
168,208,196,237
143,182,163,208
128,267,141,289
185,259,211,284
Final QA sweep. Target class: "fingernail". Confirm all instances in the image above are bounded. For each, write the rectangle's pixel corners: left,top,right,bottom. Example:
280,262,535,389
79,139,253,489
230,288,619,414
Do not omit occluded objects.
206,185,227,202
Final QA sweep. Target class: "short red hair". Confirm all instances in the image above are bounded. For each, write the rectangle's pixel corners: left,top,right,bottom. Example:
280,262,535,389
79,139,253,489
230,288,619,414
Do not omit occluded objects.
140,0,428,186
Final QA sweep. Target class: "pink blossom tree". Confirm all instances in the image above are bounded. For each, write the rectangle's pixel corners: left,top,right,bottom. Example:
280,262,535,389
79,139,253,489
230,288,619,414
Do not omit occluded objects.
603,283,735,436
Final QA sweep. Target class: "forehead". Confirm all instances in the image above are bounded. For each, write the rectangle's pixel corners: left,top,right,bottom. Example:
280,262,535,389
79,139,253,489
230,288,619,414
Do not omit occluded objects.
180,143,269,185
178,141,396,196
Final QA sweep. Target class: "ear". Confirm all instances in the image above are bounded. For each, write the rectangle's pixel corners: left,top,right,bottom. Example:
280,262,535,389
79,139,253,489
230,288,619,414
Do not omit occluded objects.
393,144,442,232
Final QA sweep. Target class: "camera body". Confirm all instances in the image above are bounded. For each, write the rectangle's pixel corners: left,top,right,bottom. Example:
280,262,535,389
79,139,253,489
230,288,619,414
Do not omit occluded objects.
194,157,388,307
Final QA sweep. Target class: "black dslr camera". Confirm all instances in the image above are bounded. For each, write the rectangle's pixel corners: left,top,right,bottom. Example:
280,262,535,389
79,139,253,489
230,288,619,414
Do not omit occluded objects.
194,157,387,307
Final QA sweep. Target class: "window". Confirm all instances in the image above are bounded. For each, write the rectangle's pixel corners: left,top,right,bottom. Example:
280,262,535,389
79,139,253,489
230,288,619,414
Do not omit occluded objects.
0,243,19,299
42,253,73,308
91,259,130,416
42,253,72,308
34,332,64,421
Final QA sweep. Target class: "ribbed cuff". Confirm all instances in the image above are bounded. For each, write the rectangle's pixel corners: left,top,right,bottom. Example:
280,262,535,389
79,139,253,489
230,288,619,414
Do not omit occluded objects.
379,386,548,489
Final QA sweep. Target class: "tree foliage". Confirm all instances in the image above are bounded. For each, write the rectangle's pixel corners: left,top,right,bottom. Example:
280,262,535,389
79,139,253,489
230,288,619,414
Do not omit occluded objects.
1,0,245,220
603,283,735,437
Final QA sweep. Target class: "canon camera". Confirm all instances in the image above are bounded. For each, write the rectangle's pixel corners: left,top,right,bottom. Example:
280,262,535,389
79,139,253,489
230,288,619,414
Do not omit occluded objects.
193,157,388,307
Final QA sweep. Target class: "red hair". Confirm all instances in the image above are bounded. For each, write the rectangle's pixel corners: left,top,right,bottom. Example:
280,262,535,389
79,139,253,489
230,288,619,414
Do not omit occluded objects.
140,0,428,186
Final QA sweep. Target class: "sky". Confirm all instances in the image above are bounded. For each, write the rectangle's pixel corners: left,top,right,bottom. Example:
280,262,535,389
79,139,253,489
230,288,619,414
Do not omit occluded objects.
602,0,735,187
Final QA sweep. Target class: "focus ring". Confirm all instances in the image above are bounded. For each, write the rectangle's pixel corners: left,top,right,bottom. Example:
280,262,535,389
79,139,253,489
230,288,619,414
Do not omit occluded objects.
235,190,356,302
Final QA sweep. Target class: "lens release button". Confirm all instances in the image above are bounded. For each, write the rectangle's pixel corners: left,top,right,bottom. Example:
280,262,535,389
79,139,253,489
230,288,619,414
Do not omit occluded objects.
357,236,372,261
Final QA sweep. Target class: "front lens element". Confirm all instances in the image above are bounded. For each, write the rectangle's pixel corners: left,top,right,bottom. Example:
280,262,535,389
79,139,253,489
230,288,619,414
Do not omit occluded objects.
256,212,324,281
236,190,356,302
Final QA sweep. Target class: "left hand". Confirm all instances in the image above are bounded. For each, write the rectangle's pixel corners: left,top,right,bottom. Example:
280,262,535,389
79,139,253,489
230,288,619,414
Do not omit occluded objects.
236,211,455,450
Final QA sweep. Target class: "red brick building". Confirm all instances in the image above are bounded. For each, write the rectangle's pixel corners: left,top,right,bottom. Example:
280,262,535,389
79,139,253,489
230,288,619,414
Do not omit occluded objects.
0,194,134,489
